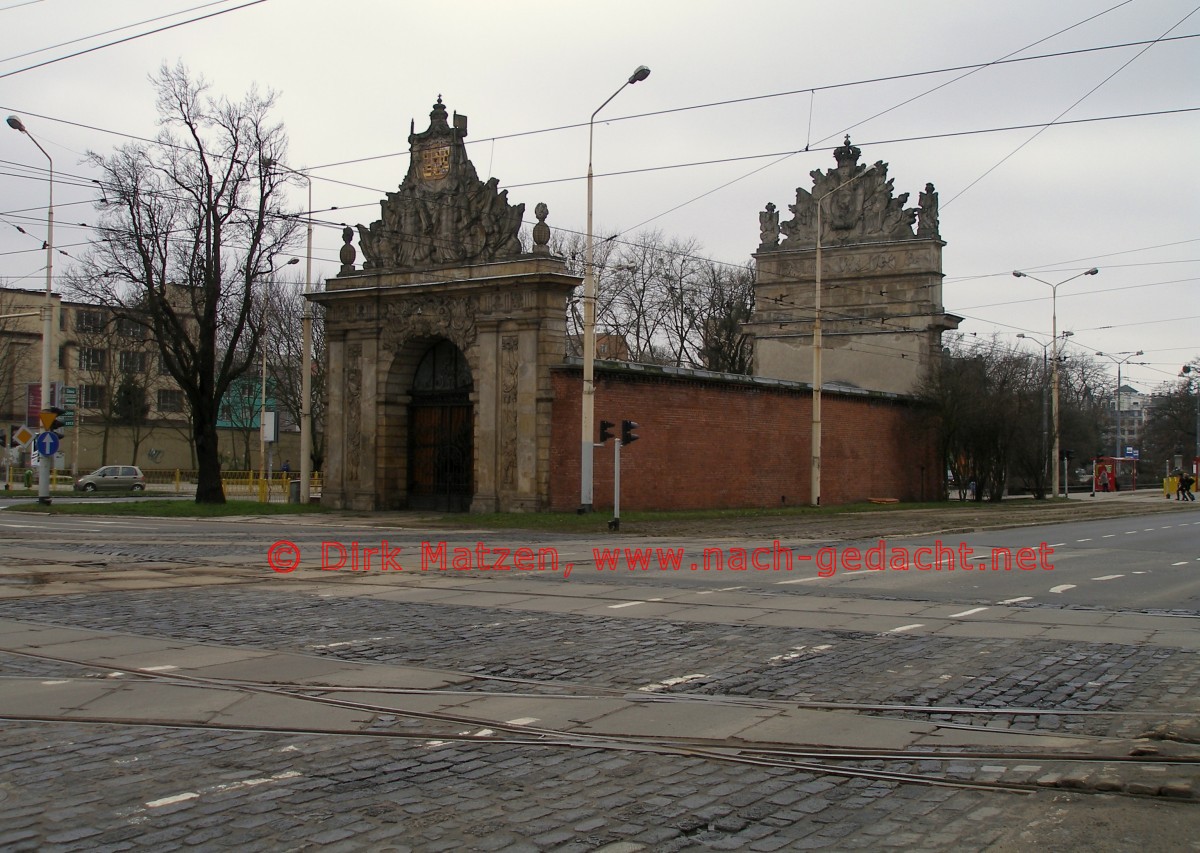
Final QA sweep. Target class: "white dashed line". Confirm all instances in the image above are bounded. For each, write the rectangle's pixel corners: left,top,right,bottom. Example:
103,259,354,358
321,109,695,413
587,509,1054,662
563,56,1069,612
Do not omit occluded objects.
1076,538,1092,542
608,598,664,609
998,596,1033,604
886,624,925,634
1048,542,1066,548
506,717,539,726
1049,584,1076,594
146,792,199,808
1102,534,1115,538
1172,562,1189,567
1091,575,1124,581
948,607,989,618
639,674,708,692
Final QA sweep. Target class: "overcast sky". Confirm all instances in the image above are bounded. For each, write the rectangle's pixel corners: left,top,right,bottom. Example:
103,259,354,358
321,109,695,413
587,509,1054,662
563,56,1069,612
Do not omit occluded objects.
2,0,1197,395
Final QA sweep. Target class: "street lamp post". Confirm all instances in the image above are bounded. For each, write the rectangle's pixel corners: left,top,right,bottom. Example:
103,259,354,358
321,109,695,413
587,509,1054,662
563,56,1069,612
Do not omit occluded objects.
1181,365,1200,474
580,65,650,513
6,115,54,505
1012,268,1099,497
810,164,876,507
1096,350,1144,458
262,160,315,503
259,257,299,502
1016,332,1066,489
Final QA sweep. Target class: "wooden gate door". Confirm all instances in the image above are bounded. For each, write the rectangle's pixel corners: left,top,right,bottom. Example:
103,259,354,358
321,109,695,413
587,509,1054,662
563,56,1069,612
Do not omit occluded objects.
407,340,473,512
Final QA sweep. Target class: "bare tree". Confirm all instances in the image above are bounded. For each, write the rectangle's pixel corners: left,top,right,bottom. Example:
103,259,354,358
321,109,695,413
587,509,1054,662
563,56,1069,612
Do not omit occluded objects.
264,277,327,471
72,64,300,502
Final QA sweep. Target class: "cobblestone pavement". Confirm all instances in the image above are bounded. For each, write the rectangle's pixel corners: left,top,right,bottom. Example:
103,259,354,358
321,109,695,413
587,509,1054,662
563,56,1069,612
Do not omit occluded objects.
0,583,1198,851
1,509,1197,850
1,588,1195,738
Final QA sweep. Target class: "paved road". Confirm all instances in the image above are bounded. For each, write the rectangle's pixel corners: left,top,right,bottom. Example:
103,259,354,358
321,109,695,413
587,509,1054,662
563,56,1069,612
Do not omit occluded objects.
0,506,1197,851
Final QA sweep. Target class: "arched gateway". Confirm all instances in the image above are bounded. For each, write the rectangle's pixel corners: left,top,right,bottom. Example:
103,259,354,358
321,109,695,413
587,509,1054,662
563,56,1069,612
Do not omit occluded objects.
314,98,579,511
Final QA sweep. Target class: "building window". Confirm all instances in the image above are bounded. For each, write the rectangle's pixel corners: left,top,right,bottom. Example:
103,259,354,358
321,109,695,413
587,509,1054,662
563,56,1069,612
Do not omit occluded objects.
117,318,145,340
157,389,184,413
58,346,67,369
119,351,148,373
78,347,107,371
76,311,104,333
81,384,106,409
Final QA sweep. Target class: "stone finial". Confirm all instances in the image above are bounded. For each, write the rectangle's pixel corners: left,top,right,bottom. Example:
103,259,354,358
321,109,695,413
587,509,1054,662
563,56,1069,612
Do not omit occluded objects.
758,202,780,251
833,135,861,170
917,182,940,239
532,203,551,255
339,225,357,273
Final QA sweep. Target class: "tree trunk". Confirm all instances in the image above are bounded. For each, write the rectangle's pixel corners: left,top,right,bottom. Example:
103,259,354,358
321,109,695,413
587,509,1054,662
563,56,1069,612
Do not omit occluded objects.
193,411,225,504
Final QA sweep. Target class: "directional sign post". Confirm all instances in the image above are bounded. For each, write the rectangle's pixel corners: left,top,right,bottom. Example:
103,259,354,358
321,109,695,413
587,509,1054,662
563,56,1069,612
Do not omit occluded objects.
34,431,60,458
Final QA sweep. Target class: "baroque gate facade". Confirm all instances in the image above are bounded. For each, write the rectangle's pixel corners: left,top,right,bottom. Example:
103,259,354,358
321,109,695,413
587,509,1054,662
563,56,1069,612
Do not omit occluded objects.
314,98,578,512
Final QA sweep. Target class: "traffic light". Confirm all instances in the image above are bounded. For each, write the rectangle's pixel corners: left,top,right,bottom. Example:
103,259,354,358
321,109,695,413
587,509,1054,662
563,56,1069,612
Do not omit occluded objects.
46,406,66,436
598,420,615,444
621,420,639,445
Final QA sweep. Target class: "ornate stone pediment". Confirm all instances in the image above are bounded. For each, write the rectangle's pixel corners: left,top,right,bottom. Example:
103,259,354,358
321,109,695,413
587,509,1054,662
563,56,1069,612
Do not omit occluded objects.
758,136,940,251
357,97,525,271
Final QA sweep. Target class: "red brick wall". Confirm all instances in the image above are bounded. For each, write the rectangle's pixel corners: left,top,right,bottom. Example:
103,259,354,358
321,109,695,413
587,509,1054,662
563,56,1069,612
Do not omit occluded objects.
549,365,940,511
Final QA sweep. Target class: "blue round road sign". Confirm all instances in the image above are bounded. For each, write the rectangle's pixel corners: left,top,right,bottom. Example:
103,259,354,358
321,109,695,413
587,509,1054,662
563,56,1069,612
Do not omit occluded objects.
34,431,60,457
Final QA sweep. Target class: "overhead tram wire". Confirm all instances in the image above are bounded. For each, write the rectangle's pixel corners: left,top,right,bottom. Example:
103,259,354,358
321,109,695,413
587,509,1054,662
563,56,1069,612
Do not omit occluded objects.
944,3,1200,208
0,0,275,81
0,0,241,66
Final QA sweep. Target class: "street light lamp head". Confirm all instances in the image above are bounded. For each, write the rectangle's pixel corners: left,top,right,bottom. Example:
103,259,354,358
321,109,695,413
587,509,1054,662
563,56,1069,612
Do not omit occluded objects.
628,65,651,84
1016,333,1026,339
1085,268,1099,275
1012,270,1025,278
6,115,27,133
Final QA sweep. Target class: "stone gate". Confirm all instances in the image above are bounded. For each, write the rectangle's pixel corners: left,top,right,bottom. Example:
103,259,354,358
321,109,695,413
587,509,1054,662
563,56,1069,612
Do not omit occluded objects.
313,98,579,511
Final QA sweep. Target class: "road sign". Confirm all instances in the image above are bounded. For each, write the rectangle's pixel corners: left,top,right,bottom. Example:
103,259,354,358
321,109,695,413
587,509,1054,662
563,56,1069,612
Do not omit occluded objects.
60,412,75,427
63,386,77,406
39,411,58,431
34,431,60,457
13,425,34,447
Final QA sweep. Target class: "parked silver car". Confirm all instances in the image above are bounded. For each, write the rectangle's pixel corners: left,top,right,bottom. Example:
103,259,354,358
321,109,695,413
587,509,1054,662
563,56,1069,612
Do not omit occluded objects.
74,465,146,492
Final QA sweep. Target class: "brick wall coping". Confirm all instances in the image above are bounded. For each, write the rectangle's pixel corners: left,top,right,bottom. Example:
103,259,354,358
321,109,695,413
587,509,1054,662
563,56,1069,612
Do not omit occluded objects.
555,357,917,403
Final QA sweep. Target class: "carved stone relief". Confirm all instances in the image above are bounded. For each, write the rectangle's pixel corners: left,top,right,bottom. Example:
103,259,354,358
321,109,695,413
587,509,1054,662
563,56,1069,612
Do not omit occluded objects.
500,335,519,489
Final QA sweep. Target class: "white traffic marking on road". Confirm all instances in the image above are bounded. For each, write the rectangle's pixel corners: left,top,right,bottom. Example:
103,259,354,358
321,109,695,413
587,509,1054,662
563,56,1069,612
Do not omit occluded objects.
40,680,70,685
1172,562,1189,566
142,665,178,672
506,717,539,726
1048,542,1066,548
998,597,1033,604
1049,585,1076,594
608,598,664,609
886,624,924,633
1076,538,1092,542
1125,531,1138,534
639,674,708,692
145,792,199,808
948,607,989,618
1102,534,1116,538
1132,571,1149,574
776,577,821,584
1091,575,1124,581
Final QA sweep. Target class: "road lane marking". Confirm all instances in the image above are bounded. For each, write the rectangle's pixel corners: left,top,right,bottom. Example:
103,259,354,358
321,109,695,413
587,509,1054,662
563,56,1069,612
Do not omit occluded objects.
1048,542,1066,548
1091,575,1124,581
608,598,664,609
998,596,1033,604
1049,585,1076,594
1125,531,1138,534
948,607,989,618
1102,534,1115,538
1172,562,1189,566
506,717,539,726
1076,538,1092,542
886,624,924,633
639,674,707,692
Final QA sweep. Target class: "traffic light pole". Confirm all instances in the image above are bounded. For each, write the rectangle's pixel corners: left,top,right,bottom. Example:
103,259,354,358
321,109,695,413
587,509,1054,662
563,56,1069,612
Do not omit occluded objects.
612,438,621,532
